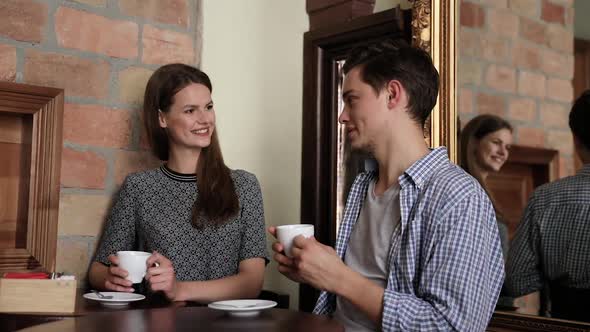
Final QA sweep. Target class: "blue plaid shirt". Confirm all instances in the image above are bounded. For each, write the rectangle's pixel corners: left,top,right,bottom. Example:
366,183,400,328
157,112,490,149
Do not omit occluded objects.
313,147,504,331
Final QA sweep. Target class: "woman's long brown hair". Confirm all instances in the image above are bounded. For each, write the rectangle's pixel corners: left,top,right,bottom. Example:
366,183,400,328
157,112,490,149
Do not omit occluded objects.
143,63,239,228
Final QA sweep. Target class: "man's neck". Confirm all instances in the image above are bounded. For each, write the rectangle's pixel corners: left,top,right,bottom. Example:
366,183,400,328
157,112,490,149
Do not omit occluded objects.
372,129,430,196
166,146,201,174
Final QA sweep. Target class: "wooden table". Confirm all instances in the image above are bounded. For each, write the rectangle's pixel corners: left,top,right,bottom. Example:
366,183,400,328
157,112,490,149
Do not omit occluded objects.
0,293,342,332
14,307,343,332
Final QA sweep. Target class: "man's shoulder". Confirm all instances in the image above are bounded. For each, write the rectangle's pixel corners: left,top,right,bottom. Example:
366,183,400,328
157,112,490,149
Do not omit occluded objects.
424,161,483,202
531,173,590,205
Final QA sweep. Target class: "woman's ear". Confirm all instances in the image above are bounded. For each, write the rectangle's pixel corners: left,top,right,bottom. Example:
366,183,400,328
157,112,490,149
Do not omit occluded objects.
158,109,167,128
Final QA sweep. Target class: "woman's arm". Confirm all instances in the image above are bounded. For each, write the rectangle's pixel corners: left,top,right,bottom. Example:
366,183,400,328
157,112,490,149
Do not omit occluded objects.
145,255,265,302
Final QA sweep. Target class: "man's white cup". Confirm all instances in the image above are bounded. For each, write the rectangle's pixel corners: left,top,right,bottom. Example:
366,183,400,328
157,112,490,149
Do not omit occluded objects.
117,251,151,284
276,224,314,257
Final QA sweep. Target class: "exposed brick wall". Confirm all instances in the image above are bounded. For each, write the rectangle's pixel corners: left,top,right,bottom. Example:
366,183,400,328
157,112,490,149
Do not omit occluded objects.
0,0,201,284
458,0,575,178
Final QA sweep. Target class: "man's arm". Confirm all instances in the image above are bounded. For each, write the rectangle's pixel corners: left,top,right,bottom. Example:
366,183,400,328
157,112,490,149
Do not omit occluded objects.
377,190,504,331
504,193,543,297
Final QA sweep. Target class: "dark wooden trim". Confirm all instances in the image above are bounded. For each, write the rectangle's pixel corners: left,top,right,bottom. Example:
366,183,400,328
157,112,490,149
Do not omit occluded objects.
300,8,408,312
504,144,560,184
489,311,590,332
0,81,64,273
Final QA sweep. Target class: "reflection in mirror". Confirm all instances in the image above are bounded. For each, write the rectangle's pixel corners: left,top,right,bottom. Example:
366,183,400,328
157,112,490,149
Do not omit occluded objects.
458,0,590,326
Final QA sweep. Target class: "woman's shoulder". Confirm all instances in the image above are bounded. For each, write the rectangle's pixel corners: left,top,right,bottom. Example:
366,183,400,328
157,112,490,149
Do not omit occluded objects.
122,167,164,187
230,169,259,184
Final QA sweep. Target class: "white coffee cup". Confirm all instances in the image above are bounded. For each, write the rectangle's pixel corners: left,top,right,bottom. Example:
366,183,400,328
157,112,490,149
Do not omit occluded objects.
117,251,151,284
276,224,315,257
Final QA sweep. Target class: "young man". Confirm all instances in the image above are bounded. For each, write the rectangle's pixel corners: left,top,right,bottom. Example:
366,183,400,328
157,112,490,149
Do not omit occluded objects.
504,90,590,322
269,40,504,331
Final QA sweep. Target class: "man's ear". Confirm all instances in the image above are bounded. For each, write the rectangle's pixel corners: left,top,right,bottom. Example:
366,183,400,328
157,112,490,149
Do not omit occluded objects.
158,109,167,128
385,79,404,110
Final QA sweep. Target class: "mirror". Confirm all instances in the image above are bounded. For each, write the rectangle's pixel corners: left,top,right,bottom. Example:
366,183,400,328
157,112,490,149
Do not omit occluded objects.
456,0,590,329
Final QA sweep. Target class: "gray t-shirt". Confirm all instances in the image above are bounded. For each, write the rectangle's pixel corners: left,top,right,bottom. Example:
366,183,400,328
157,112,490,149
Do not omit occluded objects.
334,179,401,331
94,166,268,286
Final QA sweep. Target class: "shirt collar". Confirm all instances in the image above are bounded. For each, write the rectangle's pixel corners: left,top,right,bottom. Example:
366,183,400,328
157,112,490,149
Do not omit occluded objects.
399,147,449,189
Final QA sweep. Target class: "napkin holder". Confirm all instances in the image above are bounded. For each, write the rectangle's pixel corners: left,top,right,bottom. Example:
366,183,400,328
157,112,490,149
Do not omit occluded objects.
0,278,77,313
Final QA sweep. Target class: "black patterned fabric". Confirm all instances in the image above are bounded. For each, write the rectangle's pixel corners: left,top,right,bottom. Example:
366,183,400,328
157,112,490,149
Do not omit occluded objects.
94,165,268,282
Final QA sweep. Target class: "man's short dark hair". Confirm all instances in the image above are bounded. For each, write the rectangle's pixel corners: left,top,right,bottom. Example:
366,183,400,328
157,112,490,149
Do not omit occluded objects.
570,89,590,151
342,39,440,127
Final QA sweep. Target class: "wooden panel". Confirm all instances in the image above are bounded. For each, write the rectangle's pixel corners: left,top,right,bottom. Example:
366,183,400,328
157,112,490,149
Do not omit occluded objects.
0,82,63,273
0,114,24,144
487,164,533,239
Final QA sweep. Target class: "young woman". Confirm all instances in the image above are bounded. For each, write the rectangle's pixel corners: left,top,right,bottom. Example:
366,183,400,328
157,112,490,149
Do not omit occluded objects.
88,64,267,302
460,114,513,258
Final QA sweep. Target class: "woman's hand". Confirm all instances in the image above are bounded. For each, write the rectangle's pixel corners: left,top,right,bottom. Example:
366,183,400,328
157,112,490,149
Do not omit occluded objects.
103,255,134,292
145,251,181,301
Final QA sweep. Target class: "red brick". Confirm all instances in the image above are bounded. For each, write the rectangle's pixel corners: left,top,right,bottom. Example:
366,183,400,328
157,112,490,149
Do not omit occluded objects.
565,7,574,26
61,148,107,189
58,194,110,236
55,7,138,59
459,60,483,85
508,98,537,122
518,71,546,98
0,0,47,43
481,34,510,63
541,0,565,24
120,0,189,28
488,9,519,39
547,130,573,154
482,0,508,8
546,24,573,53
459,88,474,115
24,49,110,99
540,102,569,128
546,78,573,103
461,1,485,28
520,17,546,45
142,25,195,65
0,44,16,82
542,50,573,79
513,43,542,70
459,28,482,58
517,126,545,147
73,0,106,6
485,65,516,93
509,0,540,18
118,67,154,105
476,92,506,117
63,104,133,148
115,151,161,185
55,238,89,284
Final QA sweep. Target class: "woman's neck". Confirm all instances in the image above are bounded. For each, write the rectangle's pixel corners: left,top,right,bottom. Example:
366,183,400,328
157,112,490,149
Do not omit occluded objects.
166,147,201,174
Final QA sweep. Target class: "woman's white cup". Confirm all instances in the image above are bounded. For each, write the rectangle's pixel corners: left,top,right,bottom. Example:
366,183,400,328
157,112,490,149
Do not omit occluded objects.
276,224,314,257
117,251,151,283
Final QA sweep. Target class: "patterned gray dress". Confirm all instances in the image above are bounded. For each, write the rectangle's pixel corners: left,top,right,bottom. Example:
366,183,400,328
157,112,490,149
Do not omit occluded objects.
94,165,268,283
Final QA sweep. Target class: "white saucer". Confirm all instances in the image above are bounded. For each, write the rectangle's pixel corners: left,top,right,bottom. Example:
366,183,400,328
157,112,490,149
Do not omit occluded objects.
208,299,277,317
83,292,145,308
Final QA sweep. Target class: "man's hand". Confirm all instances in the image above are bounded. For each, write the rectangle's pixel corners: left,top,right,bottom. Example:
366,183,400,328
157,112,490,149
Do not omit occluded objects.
145,251,181,301
268,226,346,293
269,226,306,283
104,254,134,292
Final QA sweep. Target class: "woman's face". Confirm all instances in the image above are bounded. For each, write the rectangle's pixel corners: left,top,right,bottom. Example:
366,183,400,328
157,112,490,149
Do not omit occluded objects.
475,128,513,173
158,83,215,152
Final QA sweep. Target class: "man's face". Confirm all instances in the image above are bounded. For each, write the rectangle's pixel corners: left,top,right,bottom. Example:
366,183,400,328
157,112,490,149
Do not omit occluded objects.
338,67,390,152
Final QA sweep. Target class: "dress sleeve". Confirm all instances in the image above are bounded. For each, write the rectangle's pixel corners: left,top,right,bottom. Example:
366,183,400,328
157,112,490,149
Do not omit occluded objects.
237,172,269,264
93,176,138,265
